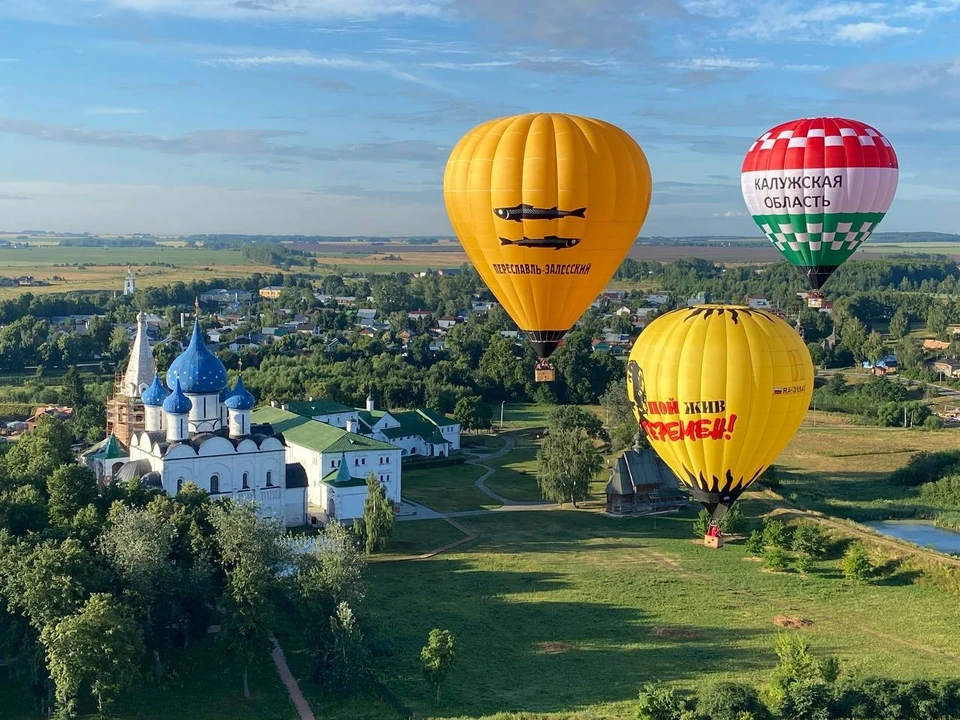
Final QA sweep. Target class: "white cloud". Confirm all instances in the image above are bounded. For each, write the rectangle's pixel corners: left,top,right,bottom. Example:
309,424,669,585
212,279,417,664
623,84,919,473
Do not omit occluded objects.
833,21,913,41
0,181,452,236
712,210,746,217
203,51,442,88
671,57,766,70
84,106,146,115
22,0,443,22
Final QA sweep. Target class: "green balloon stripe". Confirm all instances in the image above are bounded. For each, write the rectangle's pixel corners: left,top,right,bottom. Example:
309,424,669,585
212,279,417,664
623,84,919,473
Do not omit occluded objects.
750,211,887,268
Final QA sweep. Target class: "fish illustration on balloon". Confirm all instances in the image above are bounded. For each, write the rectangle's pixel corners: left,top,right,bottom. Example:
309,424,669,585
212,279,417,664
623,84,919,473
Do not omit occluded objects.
498,236,581,250
494,204,587,222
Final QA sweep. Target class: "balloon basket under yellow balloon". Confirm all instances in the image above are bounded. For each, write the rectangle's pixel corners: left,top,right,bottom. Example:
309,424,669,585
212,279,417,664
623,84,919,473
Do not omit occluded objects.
703,534,724,549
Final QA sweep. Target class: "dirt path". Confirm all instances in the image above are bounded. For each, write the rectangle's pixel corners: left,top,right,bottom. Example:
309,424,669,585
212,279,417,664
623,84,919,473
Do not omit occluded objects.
465,433,559,510
269,634,316,720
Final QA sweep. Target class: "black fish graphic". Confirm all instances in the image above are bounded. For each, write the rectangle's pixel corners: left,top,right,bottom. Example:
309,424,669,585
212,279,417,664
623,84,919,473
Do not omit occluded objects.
498,236,581,250
494,204,586,222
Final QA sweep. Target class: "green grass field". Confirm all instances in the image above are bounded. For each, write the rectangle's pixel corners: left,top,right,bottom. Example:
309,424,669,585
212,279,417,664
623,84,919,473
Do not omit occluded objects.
483,435,544,504
402,463,500,513
365,509,960,720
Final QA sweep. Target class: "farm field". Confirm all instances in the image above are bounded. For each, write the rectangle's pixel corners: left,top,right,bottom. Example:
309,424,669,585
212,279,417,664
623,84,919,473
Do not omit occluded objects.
0,245,276,298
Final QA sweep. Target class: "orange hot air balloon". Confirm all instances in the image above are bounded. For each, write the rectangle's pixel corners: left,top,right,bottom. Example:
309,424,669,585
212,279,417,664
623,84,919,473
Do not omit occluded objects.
444,113,653,380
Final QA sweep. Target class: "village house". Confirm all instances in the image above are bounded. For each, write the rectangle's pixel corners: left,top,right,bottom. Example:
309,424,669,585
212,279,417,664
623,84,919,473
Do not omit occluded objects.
746,294,773,310
259,286,284,300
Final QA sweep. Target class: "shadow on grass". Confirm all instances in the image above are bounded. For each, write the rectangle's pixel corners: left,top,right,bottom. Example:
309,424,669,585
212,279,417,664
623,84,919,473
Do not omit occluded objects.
365,560,770,718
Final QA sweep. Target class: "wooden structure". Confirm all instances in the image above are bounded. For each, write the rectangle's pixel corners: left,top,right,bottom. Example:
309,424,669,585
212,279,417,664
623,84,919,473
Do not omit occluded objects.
604,435,688,516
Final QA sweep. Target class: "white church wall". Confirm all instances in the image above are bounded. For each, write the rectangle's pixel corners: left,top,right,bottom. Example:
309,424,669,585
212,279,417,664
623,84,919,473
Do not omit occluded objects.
312,411,358,429
327,485,366,521
284,488,306,526
285,442,321,486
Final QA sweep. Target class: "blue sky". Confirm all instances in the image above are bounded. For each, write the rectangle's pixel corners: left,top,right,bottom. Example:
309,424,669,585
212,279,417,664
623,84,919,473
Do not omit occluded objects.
0,0,958,237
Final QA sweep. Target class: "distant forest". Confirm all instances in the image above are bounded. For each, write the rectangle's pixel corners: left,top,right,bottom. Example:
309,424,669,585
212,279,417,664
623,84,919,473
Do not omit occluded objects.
23,231,956,247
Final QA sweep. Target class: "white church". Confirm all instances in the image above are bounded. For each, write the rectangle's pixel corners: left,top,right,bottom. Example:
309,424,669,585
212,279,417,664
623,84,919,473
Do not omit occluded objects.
83,315,402,527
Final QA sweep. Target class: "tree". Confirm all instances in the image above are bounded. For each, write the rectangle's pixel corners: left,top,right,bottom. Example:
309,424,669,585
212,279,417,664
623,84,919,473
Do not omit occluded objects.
421,628,456,707
721,503,745,534
46,465,98,528
697,682,773,720
636,683,688,720
361,473,395,554
763,546,788,571
745,529,765,556
42,593,144,716
453,395,492,432
889,307,909,339
549,405,608,442
59,365,87,408
928,304,948,338
843,543,873,584
791,522,828,559
3,416,75,490
325,602,370,696
99,502,177,678
209,501,288,698
293,521,367,685
862,331,885,368
0,484,48,536
536,427,602,506
841,317,868,362
762,519,789,549
600,378,639,452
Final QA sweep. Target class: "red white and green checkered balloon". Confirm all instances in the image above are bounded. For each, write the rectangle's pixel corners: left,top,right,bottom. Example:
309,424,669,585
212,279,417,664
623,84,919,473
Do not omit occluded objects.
741,117,898,290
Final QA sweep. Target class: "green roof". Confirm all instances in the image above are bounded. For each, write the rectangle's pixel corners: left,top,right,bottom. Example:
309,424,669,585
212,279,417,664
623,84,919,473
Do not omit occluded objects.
382,411,448,446
416,408,456,427
83,434,127,460
252,406,394,453
321,461,370,488
357,409,388,427
285,399,355,417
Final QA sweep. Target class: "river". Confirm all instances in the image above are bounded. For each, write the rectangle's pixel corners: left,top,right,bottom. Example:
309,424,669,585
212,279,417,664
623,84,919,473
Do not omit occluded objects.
863,520,960,555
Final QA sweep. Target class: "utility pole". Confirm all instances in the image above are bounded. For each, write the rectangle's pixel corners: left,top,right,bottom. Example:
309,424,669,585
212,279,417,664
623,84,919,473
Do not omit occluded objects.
500,400,505,430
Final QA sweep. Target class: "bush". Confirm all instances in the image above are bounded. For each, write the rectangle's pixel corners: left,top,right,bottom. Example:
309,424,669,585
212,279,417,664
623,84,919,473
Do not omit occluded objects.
696,682,772,720
692,508,710,538
889,449,960,486
791,522,828,559
763,546,788,572
925,414,945,430
795,553,814,575
919,474,960,506
637,683,689,720
843,544,873,583
778,677,831,720
721,503,745,534
762,519,790,548
745,529,765,556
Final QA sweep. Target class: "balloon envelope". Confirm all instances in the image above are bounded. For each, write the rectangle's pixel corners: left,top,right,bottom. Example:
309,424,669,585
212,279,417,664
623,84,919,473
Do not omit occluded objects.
627,305,813,515
444,113,652,359
741,117,898,291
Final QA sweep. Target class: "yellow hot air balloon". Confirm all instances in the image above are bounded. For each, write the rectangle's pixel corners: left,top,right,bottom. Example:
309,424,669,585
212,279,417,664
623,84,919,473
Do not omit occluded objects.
444,113,652,381
626,305,813,546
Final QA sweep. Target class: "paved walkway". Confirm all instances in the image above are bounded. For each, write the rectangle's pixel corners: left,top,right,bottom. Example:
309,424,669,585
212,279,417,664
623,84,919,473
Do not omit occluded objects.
270,634,316,720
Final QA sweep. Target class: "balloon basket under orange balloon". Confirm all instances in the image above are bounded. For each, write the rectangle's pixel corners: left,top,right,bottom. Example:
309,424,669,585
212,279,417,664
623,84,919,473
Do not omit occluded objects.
535,367,556,383
703,534,724,549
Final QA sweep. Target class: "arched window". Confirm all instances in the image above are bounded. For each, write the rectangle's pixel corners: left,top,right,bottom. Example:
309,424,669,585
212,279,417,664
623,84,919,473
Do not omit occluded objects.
210,474,219,494
177,478,184,492
266,471,273,487
242,472,249,490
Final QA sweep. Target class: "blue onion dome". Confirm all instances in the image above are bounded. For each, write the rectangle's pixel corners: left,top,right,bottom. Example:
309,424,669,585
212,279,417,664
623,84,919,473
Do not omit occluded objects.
166,320,228,394
163,378,193,414
141,374,170,407
224,375,255,411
